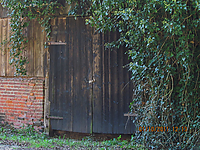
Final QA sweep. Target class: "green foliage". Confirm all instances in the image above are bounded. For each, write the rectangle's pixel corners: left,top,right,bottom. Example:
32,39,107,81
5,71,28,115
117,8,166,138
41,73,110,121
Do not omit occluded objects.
1,0,61,75
0,125,143,149
86,0,200,149
0,0,92,75
1,0,199,148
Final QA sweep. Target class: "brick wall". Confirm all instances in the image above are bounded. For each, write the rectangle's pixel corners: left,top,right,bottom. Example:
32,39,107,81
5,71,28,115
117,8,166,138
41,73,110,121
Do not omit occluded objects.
0,77,45,131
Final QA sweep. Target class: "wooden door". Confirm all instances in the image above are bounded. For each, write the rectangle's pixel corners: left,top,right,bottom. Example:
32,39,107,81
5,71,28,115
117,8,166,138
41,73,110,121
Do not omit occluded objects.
49,17,135,134
49,17,93,133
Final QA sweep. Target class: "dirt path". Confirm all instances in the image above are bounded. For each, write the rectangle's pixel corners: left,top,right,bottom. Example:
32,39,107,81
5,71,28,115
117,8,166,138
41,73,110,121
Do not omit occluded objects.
0,144,22,150
0,144,71,150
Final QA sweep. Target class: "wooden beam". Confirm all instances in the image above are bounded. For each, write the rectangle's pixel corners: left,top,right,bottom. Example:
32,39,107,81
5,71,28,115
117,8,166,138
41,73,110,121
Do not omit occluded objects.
47,41,66,45
124,113,138,117
46,115,63,120
44,73,50,135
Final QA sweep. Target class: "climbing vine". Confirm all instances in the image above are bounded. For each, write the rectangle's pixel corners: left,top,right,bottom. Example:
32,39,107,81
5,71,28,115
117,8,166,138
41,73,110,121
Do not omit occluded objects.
1,0,199,149
1,0,62,75
1,0,92,75
86,0,200,149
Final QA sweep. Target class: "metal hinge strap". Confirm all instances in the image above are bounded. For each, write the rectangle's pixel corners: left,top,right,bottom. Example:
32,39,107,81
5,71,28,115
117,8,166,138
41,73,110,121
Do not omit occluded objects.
46,115,63,120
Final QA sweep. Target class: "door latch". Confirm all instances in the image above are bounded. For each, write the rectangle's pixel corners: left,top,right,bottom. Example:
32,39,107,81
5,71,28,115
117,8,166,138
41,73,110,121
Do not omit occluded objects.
89,79,96,84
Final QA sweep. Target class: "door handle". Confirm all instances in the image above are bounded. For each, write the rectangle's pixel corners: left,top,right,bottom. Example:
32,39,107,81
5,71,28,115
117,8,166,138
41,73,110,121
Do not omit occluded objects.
89,79,96,84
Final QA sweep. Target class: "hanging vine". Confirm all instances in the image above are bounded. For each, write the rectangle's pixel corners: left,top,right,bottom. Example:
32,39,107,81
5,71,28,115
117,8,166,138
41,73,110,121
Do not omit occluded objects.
0,0,62,75
86,0,200,149
0,0,88,75
1,0,199,149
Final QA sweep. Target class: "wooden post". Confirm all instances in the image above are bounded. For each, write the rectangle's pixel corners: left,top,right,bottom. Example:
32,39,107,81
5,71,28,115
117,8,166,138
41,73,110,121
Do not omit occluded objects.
44,72,50,135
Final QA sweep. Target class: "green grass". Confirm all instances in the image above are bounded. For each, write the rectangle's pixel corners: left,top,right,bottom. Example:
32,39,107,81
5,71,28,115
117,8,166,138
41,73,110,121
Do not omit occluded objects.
0,125,146,149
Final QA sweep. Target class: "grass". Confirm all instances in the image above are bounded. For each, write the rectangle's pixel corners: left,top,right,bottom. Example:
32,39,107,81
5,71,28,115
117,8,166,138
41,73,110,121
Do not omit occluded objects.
0,125,146,149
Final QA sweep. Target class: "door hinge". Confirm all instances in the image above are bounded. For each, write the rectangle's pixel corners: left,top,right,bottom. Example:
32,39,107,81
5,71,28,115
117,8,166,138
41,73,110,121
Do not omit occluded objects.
46,115,63,120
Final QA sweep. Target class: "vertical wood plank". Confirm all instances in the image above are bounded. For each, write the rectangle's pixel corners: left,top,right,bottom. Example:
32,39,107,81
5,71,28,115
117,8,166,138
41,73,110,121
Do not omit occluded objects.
5,18,9,76
72,17,82,132
1,18,7,76
44,72,50,135
101,33,106,133
79,18,93,133
27,19,34,76
57,18,66,130
68,17,74,132
93,31,135,134
118,38,124,133
47,16,135,134
50,18,57,42
49,17,93,133
92,30,103,133
111,32,118,134
6,18,14,76
42,25,47,77
0,19,3,76
49,45,57,130
108,31,112,133
86,22,93,134
34,20,41,76
0,18,48,77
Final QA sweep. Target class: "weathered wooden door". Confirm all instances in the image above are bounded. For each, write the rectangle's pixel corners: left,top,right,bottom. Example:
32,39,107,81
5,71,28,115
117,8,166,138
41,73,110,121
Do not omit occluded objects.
49,17,135,134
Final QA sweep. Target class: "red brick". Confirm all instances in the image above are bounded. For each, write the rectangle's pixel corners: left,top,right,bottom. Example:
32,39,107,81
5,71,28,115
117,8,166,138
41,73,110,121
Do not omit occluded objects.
7,103,14,107
13,82,22,85
28,122,33,125
18,89,26,92
30,93,34,96
10,116,15,120
13,122,21,126
21,82,28,85
14,107,24,111
22,108,30,112
29,96,36,99
15,95,22,98
36,96,44,100
2,82,9,85
14,85,21,88
18,101,25,105
0,100,6,103
0,77,44,131
18,98,27,102
8,85,14,88
3,107,9,110
29,83,36,86
26,102,32,106
22,96,28,99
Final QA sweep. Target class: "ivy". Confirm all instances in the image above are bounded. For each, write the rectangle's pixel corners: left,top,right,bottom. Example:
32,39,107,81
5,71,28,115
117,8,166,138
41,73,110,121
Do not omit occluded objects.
86,0,200,149
0,0,61,75
0,0,199,149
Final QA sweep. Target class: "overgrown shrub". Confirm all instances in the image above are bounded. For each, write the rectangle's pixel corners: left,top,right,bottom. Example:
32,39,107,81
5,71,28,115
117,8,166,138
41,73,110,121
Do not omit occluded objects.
87,0,200,149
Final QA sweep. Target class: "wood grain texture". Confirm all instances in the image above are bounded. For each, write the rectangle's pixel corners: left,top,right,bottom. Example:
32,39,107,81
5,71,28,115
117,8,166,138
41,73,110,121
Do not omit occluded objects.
0,16,135,134
49,17,135,134
0,18,49,77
